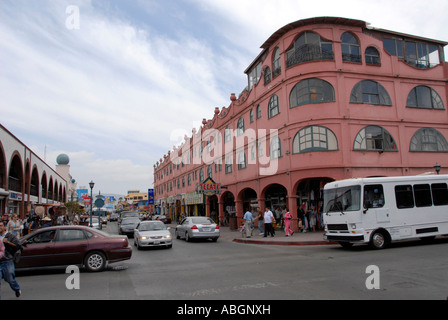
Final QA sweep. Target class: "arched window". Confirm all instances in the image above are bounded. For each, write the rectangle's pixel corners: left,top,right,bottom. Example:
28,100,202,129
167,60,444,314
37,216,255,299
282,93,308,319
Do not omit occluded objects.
286,31,334,67
264,66,271,84
406,86,445,110
292,126,338,154
268,94,280,118
341,32,361,63
273,48,281,77
410,128,448,152
290,78,335,108
350,80,392,106
270,136,282,159
256,105,261,119
236,117,245,136
353,126,397,151
237,151,246,170
365,46,380,65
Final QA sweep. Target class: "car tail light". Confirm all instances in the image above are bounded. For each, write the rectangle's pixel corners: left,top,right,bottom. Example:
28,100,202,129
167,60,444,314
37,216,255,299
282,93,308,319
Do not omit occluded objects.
215,225,220,229
123,238,129,247
191,225,198,230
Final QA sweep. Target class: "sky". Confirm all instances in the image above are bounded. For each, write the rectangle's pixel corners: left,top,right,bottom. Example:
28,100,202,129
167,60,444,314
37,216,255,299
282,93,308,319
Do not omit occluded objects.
1,0,448,196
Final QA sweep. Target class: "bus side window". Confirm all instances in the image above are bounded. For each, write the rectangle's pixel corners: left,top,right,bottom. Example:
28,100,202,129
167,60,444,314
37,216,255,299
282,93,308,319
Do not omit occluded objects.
432,183,448,206
395,185,414,209
414,184,432,207
364,185,385,209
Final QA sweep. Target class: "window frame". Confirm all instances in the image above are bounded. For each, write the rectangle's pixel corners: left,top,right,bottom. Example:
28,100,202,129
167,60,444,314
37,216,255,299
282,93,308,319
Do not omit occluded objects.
290,78,335,108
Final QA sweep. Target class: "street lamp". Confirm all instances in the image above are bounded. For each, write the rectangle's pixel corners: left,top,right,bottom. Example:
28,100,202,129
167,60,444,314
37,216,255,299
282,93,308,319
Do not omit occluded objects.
89,180,95,227
434,163,441,175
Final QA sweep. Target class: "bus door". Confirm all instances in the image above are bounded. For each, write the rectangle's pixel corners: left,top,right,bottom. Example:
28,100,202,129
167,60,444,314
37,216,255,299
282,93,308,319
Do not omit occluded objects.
363,185,389,223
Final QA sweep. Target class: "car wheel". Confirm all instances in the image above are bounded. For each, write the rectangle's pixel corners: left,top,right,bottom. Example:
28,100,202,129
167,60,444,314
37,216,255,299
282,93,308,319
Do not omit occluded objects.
176,229,181,239
84,251,106,272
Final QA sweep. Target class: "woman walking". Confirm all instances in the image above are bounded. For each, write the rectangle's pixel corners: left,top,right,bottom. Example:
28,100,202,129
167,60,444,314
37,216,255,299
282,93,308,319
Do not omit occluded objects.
284,207,293,236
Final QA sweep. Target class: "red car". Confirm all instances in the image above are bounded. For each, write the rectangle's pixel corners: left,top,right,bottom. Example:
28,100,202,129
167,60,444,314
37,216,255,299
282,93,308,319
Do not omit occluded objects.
17,226,132,272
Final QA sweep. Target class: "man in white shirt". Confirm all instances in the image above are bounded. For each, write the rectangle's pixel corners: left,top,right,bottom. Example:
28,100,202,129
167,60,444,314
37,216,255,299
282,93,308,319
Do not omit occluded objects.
263,207,275,237
243,209,253,238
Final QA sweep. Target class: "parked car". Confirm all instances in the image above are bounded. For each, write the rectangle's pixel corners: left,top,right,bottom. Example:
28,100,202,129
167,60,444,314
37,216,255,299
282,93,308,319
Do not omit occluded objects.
119,217,141,236
175,217,220,242
89,217,101,230
17,226,132,272
152,214,171,224
134,221,172,249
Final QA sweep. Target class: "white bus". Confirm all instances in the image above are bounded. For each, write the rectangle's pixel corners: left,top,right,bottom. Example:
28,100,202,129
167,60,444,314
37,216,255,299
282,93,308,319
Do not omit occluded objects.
323,175,448,249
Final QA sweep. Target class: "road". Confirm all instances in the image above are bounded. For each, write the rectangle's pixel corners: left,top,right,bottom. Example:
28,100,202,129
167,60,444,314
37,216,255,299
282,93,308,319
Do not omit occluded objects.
5,222,448,301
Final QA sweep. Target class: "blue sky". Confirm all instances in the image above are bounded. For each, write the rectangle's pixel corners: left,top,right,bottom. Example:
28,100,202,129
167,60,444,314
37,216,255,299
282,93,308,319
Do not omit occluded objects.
1,0,447,195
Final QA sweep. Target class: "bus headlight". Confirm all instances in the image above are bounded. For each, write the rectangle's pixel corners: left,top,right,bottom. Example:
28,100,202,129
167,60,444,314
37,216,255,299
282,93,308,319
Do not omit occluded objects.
350,224,357,229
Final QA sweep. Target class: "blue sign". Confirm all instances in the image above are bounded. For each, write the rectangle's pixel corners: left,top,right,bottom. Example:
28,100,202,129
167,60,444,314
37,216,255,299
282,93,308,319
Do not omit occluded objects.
148,189,154,205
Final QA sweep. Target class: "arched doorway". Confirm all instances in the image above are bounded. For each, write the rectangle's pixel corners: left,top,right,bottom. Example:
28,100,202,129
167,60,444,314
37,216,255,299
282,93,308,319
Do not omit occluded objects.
0,142,7,214
295,177,334,231
8,154,23,216
239,188,257,213
221,191,235,228
263,183,287,212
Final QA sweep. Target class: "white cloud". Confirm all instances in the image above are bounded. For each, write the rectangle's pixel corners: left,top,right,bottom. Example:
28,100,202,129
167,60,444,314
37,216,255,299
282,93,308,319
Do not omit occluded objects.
1,0,447,195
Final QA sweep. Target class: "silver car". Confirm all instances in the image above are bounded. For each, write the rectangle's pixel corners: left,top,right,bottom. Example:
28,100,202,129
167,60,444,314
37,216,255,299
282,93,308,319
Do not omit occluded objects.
119,217,141,236
134,221,173,249
175,217,220,242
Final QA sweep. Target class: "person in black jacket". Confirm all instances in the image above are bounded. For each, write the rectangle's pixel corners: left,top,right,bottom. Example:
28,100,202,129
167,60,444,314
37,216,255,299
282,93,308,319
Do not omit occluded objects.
0,221,22,298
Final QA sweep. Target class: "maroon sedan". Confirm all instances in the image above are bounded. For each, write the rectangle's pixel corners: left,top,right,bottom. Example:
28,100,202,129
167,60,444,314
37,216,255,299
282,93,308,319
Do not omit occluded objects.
17,226,132,272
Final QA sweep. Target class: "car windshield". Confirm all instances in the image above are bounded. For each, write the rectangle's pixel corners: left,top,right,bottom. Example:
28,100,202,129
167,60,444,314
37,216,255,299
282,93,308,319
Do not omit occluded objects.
122,218,141,224
191,217,214,224
139,222,166,231
324,185,361,213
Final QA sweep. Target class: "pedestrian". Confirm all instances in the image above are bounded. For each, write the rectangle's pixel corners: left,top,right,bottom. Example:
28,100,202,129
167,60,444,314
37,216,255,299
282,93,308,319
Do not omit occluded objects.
41,216,52,228
284,208,293,236
263,207,275,237
7,214,21,239
0,221,22,298
297,206,305,232
309,206,317,232
243,208,253,238
255,207,264,235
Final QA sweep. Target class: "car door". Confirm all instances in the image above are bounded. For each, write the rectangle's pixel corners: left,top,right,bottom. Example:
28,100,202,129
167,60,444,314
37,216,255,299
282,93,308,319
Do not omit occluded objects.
176,218,188,237
18,229,57,268
52,229,89,266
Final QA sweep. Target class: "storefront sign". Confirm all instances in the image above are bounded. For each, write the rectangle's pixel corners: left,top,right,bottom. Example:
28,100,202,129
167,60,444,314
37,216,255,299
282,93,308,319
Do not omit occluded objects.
197,177,221,196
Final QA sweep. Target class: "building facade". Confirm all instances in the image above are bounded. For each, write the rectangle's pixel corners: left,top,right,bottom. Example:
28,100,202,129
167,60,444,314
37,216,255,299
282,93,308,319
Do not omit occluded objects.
0,124,67,218
153,17,448,230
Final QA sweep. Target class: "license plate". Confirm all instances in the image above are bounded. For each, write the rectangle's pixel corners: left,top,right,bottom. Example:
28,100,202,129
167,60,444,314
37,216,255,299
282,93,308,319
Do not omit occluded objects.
154,241,160,245
202,228,211,232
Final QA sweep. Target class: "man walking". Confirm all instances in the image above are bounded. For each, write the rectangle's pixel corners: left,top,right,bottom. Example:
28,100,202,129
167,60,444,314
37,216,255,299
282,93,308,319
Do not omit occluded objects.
263,207,275,237
243,208,253,238
0,221,22,299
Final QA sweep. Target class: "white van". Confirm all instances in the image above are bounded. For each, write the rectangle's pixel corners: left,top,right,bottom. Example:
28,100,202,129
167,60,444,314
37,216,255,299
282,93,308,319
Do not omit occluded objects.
323,175,448,249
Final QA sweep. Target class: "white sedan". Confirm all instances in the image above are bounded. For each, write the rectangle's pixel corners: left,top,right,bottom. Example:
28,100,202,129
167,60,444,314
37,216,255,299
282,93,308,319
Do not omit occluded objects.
133,221,173,249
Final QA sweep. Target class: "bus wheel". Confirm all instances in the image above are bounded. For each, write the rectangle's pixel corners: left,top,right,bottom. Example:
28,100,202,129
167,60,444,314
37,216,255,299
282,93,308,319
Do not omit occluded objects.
370,231,389,250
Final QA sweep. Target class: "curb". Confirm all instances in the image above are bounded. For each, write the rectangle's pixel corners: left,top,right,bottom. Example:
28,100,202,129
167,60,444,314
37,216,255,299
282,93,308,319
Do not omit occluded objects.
232,238,338,246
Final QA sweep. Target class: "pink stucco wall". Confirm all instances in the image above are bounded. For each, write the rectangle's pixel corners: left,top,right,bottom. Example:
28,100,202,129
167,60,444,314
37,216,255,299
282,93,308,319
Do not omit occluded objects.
154,17,448,231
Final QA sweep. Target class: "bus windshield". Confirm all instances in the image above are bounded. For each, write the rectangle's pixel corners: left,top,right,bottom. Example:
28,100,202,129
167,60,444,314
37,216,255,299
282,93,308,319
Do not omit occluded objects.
324,185,361,213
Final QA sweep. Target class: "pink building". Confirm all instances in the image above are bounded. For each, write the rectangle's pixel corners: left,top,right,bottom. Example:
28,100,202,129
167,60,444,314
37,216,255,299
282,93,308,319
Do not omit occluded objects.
154,17,448,231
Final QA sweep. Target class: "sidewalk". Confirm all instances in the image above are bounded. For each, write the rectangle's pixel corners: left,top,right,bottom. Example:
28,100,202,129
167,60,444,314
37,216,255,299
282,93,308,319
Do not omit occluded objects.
168,223,337,246
227,227,337,246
